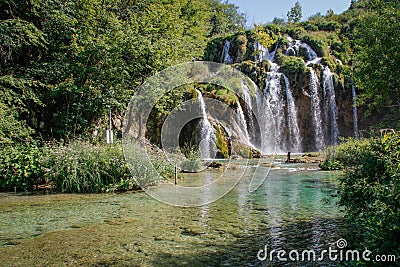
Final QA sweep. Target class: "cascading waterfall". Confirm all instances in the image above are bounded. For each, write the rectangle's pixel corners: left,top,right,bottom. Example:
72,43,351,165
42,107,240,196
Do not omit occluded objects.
213,36,350,154
255,89,276,153
282,74,302,152
322,67,339,145
254,41,277,62
236,103,251,144
351,85,359,138
241,82,256,144
300,43,318,61
263,71,286,153
309,68,325,150
196,89,217,159
221,40,233,64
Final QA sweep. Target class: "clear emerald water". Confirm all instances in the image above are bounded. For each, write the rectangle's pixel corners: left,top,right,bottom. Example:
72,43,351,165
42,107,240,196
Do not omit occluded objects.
0,159,345,266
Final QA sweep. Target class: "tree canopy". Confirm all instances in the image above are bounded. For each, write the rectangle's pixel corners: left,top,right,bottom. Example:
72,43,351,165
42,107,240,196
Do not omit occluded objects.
0,0,245,142
287,1,302,24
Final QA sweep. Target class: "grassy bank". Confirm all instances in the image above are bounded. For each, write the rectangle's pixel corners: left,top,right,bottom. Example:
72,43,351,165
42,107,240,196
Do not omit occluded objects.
0,140,173,193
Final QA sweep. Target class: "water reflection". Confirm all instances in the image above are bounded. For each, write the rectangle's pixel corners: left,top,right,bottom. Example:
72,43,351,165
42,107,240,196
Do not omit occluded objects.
0,160,345,266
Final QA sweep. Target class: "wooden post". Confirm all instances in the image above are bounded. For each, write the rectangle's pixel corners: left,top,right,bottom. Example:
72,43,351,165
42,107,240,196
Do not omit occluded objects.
286,151,291,163
174,164,177,185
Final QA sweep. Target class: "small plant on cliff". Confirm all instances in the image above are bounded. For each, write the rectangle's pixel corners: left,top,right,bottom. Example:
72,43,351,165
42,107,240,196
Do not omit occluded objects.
279,55,306,77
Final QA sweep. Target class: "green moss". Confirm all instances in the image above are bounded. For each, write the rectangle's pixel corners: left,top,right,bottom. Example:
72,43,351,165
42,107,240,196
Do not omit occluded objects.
279,55,306,77
321,57,337,71
233,34,248,62
215,126,229,158
285,26,306,39
301,35,328,57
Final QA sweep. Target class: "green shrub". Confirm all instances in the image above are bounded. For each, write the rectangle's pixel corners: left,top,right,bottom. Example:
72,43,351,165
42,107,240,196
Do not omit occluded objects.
319,137,373,170
0,144,45,191
285,26,306,39
179,143,203,172
279,55,306,77
339,132,400,260
316,21,341,31
233,34,247,62
301,35,328,57
44,140,134,193
180,159,203,172
304,23,318,31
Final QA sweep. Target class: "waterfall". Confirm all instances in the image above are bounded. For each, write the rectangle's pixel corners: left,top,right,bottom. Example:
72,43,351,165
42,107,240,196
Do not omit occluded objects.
241,82,256,145
309,68,325,151
263,71,285,153
282,74,302,152
196,89,217,159
300,43,318,61
322,67,339,145
221,40,233,64
254,41,277,63
256,89,276,154
236,103,251,144
351,85,359,138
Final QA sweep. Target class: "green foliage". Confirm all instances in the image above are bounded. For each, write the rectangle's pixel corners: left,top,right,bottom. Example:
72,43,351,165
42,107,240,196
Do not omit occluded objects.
0,0,245,141
253,24,276,48
301,34,328,57
43,141,133,193
0,144,45,191
353,0,400,112
215,125,229,158
0,139,175,193
0,101,32,144
232,34,247,62
180,159,203,173
319,137,373,170
208,0,245,37
287,1,302,24
180,143,203,172
339,132,400,259
279,55,306,77
285,26,306,39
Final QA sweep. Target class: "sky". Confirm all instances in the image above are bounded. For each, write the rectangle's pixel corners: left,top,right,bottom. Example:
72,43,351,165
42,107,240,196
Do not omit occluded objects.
228,0,352,27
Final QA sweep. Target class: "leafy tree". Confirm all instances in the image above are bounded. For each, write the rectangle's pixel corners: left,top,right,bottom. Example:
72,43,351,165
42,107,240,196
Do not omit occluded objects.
272,17,285,25
353,0,400,112
209,0,245,36
287,1,302,24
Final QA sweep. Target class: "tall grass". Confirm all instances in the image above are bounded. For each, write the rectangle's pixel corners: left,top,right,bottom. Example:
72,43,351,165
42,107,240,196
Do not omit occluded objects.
0,139,179,193
44,140,134,193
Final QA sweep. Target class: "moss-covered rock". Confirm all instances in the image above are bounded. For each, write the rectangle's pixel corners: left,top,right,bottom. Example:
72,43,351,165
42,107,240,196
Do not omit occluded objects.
214,122,230,159
232,34,247,63
279,55,306,78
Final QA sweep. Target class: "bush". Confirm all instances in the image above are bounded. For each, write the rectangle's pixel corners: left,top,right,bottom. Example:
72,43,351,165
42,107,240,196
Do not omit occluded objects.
0,139,176,193
285,26,306,39
44,140,134,193
319,137,373,170
279,55,306,77
339,132,400,260
301,35,328,57
316,21,341,31
0,144,46,191
180,159,203,172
